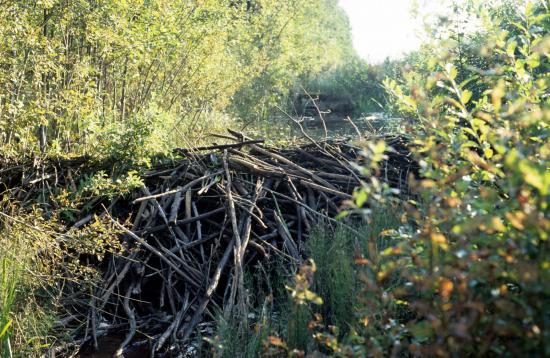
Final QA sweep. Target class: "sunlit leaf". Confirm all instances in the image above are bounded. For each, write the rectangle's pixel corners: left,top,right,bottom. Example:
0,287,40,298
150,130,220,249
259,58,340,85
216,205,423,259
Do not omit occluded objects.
354,190,368,208
0,319,13,338
460,90,473,105
431,232,449,251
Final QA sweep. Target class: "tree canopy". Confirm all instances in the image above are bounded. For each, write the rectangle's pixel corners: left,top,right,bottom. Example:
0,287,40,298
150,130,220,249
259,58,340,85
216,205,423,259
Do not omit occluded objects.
0,0,353,156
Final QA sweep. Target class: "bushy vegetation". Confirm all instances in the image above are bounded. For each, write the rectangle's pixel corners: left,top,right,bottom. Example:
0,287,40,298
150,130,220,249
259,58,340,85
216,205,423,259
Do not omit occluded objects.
301,58,399,116
0,204,127,357
210,1,549,357
375,1,549,354
0,3,352,351
0,0,352,157
1,0,548,356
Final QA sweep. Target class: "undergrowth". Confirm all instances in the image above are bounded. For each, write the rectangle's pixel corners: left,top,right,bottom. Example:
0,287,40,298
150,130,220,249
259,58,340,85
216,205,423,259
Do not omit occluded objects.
0,207,124,357
207,208,406,357
208,3,550,356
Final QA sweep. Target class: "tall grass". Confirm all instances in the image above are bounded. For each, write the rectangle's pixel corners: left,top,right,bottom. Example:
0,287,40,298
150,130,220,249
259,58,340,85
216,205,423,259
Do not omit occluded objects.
308,225,356,330
210,298,273,358
0,254,20,357
208,207,405,356
0,212,67,357
307,209,402,332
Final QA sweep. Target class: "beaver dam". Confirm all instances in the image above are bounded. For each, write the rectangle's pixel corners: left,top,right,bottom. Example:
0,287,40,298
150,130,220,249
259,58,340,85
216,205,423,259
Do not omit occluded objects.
1,130,417,357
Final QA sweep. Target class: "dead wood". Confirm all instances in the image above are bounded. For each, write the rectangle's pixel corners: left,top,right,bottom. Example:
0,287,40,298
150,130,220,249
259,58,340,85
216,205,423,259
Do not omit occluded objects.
0,132,418,355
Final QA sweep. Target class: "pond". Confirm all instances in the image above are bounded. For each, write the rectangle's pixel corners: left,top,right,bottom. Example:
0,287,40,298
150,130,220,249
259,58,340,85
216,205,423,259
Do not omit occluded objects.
252,112,403,142
296,112,403,140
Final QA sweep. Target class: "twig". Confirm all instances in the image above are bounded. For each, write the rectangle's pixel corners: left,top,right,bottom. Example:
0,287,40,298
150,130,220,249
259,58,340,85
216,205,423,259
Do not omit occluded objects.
133,170,223,203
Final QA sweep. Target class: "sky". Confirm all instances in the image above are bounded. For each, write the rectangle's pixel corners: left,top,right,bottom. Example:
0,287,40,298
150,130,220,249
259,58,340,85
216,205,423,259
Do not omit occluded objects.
338,0,453,63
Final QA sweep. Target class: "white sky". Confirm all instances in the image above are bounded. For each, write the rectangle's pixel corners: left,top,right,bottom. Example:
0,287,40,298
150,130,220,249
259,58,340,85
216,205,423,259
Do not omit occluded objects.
338,0,458,63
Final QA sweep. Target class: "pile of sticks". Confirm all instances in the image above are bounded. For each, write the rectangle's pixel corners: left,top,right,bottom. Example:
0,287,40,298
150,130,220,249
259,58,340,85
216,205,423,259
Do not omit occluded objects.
75,131,415,355
0,131,417,356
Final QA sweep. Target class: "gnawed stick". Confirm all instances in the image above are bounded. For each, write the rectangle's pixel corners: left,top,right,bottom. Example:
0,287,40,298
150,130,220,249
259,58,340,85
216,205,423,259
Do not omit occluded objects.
114,283,137,358
143,207,225,234
274,211,301,260
185,189,192,238
133,170,223,203
250,144,338,190
169,190,183,225
222,149,246,314
173,139,264,154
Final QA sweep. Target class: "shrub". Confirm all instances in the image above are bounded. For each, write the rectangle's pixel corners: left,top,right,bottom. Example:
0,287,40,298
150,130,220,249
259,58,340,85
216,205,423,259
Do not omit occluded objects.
266,1,549,356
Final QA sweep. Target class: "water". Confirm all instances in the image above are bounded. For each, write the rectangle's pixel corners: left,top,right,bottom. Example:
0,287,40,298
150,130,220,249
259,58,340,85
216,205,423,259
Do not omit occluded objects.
291,112,402,140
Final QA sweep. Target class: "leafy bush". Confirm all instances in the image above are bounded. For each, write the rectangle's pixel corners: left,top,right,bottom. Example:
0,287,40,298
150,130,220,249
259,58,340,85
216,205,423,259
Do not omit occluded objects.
262,1,549,356
302,58,391,116
0,0,352,155
0,205,126,357
383,3,549,353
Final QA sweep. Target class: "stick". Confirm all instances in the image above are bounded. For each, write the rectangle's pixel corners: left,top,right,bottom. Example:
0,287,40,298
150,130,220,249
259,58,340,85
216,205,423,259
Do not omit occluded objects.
178,237,236,340
222,150,245,311
169,190,183,225
133,170,223,203
143,207,225,234
110,218,201,288
250,144,338,190
299,179,352,200
173,140,264,154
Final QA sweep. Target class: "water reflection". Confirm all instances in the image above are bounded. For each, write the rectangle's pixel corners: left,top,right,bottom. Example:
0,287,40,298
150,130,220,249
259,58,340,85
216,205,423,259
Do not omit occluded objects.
296,112,402,140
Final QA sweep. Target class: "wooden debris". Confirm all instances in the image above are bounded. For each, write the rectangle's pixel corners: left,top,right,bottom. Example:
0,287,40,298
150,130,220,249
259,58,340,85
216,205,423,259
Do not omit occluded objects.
0,132,418,354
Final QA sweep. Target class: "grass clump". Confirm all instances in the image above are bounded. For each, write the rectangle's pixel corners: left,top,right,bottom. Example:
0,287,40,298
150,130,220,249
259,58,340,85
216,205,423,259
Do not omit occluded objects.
0,207,122,357
308,225,356,332
0,255,19,357
206,208,406,357
208,298,273,358
0,213,61,357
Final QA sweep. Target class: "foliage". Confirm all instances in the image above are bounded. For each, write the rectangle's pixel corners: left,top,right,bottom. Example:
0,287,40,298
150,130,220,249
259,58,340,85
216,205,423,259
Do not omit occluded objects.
0,254,19,357
0,211,65,357
2,0,548,356
301,58,392,116
260,213,406,357
296,1,550,356
226,1,550,357
0,206,125,357
207,297,274,358
231,0,354,120
0,0,352,156
307,226,355,330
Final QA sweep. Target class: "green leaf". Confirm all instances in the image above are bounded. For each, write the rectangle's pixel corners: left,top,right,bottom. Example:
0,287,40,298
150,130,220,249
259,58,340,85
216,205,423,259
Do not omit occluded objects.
0,319,13,338
461,90,473,105
526,54,540,69
520,162,548,196
533,14,550,24
515,60,527,78
459,75,479,88
525,2,534,17
402,96,417,110
304,289,323,305
335,211,350,220
506,41,517,57
354,190,368,208
461,127,479,141
445,63,457,80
